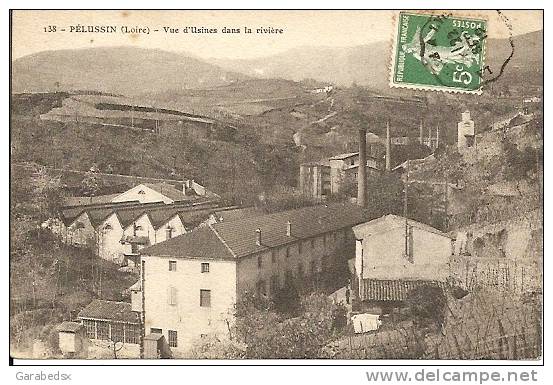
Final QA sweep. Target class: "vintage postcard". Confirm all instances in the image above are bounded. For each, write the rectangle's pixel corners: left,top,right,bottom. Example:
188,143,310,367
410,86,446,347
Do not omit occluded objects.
9,9,543,363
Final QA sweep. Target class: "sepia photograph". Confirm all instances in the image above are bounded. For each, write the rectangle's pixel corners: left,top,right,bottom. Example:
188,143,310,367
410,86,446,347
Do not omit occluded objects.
8,8,543,364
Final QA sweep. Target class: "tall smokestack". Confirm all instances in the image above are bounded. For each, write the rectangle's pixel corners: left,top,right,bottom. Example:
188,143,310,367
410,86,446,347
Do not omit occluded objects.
357,128,367,208
385,121,392,172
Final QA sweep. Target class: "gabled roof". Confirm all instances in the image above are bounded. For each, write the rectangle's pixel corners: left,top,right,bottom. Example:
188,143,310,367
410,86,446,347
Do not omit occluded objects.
117,207,150,229
140,226,235,260
77,299,140,324
87,208,117,228
141,203,373,260
147,206,182,229
353,214,449,238
143,182,192,202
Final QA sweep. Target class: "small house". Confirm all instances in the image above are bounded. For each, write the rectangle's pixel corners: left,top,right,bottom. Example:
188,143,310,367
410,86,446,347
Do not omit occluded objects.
57,321,87,357
352,215,452,304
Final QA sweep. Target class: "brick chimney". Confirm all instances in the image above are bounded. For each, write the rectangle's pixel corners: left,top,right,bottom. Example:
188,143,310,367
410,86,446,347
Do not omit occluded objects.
286,221,292,237
255,228,262,246
357,128,367,208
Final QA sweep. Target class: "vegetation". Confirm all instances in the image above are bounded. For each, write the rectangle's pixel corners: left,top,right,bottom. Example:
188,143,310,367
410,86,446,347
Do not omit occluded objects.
10,165,137,357
405,284,447,328
188,291,347,359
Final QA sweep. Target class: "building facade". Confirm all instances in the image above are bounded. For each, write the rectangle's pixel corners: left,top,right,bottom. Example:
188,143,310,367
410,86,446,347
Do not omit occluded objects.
352,214,453,302
300,152,382,199
299,161,331,199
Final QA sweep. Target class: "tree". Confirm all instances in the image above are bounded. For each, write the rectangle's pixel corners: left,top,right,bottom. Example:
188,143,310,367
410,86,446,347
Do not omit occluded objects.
405,284,446,328
190,292,347,359
501,139,539,196
30,166,65,222
235,292,346,358
80,170,105,197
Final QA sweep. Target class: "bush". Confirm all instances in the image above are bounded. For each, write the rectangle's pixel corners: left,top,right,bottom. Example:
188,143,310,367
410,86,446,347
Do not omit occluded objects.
405,284,446,328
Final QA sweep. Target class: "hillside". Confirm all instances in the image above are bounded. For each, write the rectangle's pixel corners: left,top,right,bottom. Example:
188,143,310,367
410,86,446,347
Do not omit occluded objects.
12,46,249,96
209,30,543,91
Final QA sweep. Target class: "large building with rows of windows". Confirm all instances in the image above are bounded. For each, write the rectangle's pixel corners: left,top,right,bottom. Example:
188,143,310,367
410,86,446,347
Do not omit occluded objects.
137,202,373,354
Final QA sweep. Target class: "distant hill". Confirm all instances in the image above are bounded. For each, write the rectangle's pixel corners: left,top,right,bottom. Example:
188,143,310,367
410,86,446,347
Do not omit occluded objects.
12,30,541,96
209,30,543,90
12,46,249,96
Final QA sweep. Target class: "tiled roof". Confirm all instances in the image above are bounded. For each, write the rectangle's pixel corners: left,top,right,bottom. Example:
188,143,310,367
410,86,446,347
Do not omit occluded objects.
57,321,83,333
212,203,371,258
77,299,140,324
213,207,265,223
140,227,235,260
141,203,373,259
353,214,449,238
361,279,448,301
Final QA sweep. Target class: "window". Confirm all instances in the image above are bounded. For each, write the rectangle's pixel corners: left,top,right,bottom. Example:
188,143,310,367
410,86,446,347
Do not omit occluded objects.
166,227,173,239
323,235,327,247
103,224,112,232
271,250,277,263
310,260,316,276
125,323,140,344
168,330,178,348
298,242,303,255
258,255,263,269
96,321,109,340
168,286,178,305
138,190,146,195
311,239,315,249
201,263,210,273
83,319,96,339
150,327,162,334
200,289,211,307
169,260,177,272
111,323,124,343
200,334,208,339
286,247,290,258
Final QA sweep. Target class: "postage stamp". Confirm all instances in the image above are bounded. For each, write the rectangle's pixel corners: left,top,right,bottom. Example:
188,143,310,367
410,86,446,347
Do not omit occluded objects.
390,11,488,94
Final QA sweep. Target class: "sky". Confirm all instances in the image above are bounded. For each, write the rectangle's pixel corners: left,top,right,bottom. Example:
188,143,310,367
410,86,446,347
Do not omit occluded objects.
11,10,543,60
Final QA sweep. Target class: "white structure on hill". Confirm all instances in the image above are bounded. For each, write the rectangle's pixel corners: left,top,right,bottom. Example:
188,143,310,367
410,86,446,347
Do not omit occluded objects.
458,110,476,151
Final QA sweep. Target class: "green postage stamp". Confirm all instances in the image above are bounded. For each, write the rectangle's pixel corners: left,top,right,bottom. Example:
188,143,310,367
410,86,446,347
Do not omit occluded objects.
390,11,488,94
